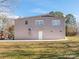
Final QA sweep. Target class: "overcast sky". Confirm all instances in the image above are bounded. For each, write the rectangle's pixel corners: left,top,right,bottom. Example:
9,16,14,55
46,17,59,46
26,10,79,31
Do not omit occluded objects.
14,0,79,22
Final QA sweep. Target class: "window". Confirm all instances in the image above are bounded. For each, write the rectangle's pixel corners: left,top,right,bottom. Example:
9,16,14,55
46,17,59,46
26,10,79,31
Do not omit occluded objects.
25,21,28,25
28,28,31,31
35,20,44,27
52,20,60,26
28,28,32,35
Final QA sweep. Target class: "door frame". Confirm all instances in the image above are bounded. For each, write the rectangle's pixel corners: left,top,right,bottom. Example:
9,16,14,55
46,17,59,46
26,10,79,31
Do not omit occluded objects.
38,31,43,40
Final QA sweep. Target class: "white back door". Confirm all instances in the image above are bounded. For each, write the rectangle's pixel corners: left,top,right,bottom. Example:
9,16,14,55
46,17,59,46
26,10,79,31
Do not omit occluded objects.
38,31,43,40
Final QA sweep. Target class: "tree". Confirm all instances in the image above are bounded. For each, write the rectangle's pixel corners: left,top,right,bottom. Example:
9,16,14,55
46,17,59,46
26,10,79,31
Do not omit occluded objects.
49,11,64,18
65,14,77,36
0,0,20,14
7,25,15,40
0,14,15,40
0,0,19,40
0,15,8,31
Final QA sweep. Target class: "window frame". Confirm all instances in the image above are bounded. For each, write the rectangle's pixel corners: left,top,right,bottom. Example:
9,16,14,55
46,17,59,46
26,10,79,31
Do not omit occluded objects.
52,20,61,27
25,20,28,25
35,20,44,27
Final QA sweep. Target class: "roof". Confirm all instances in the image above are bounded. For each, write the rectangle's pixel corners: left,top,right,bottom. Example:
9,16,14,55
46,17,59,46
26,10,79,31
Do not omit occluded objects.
16,13,65,20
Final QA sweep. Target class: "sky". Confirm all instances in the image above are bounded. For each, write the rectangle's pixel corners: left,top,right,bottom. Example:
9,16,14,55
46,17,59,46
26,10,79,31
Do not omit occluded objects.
10,0,79,22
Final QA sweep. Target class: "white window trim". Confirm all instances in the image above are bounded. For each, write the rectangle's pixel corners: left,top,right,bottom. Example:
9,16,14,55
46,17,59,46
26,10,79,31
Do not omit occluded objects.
52,20,61,27
35,20,44,27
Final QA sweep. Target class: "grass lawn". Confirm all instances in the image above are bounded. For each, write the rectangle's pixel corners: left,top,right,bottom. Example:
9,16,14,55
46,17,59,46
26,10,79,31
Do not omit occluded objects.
0,36,79,59
67,35,79,42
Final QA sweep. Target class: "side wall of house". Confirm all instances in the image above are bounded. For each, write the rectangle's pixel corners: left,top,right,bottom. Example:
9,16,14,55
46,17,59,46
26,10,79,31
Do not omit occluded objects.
15,17,65,40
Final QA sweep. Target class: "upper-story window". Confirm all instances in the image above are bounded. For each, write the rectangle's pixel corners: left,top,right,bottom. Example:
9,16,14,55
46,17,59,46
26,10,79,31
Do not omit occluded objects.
35,20,44,27
25,20,28,25
52,20,61,27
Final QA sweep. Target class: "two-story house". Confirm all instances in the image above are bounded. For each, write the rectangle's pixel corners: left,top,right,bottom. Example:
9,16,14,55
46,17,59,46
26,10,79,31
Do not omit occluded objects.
15,14,65,40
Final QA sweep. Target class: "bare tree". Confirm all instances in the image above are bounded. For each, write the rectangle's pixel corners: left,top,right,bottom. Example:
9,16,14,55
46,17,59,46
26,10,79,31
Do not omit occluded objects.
0,0,20,14
0,0,20,40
